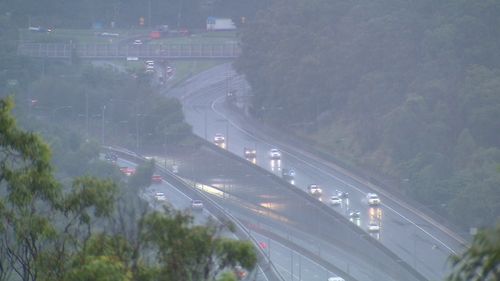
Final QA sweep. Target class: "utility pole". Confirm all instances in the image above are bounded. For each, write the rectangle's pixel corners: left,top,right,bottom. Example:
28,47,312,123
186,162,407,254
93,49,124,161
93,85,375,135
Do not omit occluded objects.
85,92,89,141
101,105,106,145
148,0,152,27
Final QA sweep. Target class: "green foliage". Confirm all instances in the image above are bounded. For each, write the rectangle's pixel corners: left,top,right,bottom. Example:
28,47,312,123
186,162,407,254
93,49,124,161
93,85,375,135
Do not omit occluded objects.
65,255,132,281
141,209,257,281
63,177,117,220
216,271,237,281
0,97,254,280
0,97,119,281
447,222,500,281
64,234,133,281
140,97,192,146
128,161,154,190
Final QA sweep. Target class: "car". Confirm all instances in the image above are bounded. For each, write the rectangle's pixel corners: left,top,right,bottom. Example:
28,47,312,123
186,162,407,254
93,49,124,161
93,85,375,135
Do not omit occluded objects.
281,168,296,184
155,192,166,201
234,265,247,280
100,32,120,37
146,64,155,70
151,174,162,184
166,66,173,75
330,195,341,205
307,184,323,196
336,190,349,199
145,60,154,66
269,148,281,159
367,222,381,232
191,199,204,210
366,193,381,205
349,209,361,219
213,133,226,148
226,90,237,103
120,167,136,176
369,207,382,220
328,277,345,281
104,152,118,162
133,39,143,45
244,147,257,159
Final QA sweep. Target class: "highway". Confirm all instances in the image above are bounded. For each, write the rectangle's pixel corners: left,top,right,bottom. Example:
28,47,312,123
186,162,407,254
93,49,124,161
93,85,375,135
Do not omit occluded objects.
166,63,467,281
114,156,346,281
150,149,409,281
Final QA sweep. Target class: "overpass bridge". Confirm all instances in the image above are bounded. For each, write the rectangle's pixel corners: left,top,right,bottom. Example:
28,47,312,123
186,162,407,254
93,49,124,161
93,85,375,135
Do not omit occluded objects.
17,42,240,59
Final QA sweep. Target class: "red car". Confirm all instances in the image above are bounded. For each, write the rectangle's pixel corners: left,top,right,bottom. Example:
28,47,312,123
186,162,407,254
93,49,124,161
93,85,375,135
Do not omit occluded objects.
151,174,163,184
120,167,136,176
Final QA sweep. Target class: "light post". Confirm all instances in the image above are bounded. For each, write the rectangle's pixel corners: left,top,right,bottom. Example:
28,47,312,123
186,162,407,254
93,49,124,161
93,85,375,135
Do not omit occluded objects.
85,92,89,141
101,105,106,145
193,105,209,140
135,113,140,151
109,98,140,151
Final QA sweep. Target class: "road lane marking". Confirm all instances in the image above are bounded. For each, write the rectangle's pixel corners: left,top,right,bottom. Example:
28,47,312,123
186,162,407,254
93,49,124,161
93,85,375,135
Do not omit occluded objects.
207,95,459,255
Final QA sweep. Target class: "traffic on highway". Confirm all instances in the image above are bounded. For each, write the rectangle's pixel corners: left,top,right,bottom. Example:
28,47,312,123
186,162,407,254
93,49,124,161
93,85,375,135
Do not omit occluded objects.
168,64,467,281
106,151,351,281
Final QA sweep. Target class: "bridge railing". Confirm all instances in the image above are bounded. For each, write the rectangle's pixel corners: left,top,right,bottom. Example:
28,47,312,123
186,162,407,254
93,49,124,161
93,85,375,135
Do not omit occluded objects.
17,42,241,59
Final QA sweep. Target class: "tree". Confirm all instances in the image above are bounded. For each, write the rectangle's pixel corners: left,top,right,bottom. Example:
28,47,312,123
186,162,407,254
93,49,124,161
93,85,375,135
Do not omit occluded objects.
447,222,500,281
141,208,257,281
0,97,118,281
0,97,60,281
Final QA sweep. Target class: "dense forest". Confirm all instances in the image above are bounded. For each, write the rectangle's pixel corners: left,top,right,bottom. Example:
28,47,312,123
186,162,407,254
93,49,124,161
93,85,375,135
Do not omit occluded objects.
235,0,500,229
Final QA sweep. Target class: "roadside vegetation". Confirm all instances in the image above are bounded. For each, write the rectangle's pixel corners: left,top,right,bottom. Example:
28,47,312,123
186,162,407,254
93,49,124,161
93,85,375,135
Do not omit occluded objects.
0,2,261,279
0,98,256,281
3,0,499,279
236,0,500,231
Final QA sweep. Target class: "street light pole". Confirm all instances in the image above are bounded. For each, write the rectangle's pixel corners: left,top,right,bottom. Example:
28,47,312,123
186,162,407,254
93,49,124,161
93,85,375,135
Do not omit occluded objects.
136,113,140,152
204,110,208,140
225,119,229,150
85,92,89,141
101,105,106,145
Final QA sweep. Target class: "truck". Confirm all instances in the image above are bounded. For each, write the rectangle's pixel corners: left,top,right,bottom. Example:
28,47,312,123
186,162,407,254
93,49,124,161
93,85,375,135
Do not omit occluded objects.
206,17,236,31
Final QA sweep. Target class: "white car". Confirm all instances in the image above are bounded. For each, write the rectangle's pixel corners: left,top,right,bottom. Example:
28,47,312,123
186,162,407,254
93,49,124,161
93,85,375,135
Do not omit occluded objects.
269,148,281,159
366,193,381,205
213,133,226,148
308,184,323,195
133,39,143,45
367,222,381,232
155,192,166,201
330,195,341,205
328,277,345,281
145,64,155,73
191,200,204,210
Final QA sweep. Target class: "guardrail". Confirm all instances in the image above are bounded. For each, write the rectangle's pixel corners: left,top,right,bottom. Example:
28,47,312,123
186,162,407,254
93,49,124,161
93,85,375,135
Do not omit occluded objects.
105,145,285,281
17,43,240,59
106,136,429,281
194,138,429,281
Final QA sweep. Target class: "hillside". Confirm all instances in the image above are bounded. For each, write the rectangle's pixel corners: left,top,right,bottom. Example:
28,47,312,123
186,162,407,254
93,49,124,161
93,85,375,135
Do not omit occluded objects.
235,0,500,229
